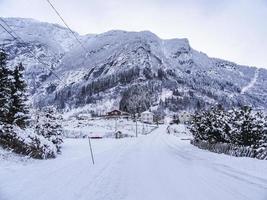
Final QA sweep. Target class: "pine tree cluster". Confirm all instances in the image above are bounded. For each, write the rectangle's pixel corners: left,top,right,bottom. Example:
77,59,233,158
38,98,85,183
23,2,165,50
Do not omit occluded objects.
0,50,29,128
0,49,63,159
191,105,267,149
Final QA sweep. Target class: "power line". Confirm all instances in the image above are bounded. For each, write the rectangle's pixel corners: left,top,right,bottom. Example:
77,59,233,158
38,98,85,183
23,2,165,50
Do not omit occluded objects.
0,17,67,85
0,22,17,40
0,18,21,40
45,0,88,55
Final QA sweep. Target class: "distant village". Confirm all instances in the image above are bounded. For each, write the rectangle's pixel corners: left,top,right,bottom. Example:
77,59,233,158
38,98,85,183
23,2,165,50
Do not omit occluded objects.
73,109,192,125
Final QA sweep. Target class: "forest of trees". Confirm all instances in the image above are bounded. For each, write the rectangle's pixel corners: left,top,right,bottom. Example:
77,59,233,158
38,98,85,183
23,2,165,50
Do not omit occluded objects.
191,105,267,149
119,81,161,114
0,49,63,159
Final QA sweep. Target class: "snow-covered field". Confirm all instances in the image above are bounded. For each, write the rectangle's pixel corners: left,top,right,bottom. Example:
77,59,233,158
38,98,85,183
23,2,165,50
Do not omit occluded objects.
62,118,157,138
1,125,267,200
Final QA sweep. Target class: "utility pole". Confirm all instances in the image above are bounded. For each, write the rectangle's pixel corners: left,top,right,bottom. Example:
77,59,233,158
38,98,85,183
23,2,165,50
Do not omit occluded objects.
142,121,145,135
88,136,95,165
135,114,138,137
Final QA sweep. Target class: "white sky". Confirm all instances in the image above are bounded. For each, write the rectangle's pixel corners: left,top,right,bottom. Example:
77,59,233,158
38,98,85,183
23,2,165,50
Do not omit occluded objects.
0,0,267,68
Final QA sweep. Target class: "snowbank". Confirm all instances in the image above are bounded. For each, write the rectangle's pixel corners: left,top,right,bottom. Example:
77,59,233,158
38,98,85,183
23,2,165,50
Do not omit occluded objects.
0,126,57,159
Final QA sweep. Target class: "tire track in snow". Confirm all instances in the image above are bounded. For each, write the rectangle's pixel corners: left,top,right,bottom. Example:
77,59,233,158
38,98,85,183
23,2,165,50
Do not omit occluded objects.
75,142,130,199
161,134,245,199
164,133,267,190
2,126,267,200
161,132,266,200
154,129,246,200
165,137,267,191
77,138,143,200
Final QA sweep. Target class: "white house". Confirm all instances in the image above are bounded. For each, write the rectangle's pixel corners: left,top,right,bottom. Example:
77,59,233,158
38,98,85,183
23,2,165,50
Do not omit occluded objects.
141,111,154,124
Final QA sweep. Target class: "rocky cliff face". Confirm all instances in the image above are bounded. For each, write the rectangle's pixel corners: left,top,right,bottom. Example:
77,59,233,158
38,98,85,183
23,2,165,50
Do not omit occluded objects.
1,18,267,114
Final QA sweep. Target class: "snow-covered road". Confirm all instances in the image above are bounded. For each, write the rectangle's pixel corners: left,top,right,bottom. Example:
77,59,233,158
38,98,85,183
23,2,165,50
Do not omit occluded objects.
1,125,267,200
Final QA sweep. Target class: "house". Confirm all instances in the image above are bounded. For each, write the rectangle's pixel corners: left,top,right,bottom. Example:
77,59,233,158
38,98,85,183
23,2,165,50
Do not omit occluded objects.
141,111,154,124
179,111,192,124
106,109,130,118
107,109,122,116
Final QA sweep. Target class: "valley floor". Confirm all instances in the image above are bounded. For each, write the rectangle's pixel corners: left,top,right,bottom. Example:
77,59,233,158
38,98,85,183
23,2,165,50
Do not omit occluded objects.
0,125,267,200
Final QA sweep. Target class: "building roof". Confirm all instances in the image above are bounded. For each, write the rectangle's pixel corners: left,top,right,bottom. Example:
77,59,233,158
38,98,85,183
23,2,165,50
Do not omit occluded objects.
107,109,130,116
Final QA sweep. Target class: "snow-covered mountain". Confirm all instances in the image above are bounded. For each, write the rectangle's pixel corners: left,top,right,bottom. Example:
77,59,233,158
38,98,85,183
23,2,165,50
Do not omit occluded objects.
1,18,267,113
0,18,81,93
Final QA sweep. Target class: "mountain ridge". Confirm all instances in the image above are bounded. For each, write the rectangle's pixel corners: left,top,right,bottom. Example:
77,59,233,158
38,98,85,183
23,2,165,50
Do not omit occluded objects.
3,17,266,68
1,17,266,114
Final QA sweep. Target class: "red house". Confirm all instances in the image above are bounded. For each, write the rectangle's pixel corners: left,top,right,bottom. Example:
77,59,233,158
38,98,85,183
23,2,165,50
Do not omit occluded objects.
106,109,130,118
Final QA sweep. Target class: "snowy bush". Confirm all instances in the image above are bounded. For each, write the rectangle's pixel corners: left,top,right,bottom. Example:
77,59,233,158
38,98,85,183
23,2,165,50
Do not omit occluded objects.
34,106,63,152
191,105,267,151
0,124,56,159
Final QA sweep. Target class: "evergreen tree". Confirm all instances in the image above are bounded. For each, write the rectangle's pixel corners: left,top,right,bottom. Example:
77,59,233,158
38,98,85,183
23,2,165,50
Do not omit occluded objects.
35,107,63,152
7,63,29,129
0,50,58,159
191,105,229,143
230,106,262,147
261,115,267,149
191,105,267,149
0,49,12,124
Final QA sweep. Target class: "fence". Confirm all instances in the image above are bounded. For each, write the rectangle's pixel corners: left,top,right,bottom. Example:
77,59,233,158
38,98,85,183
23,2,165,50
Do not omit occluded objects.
191,140,267,160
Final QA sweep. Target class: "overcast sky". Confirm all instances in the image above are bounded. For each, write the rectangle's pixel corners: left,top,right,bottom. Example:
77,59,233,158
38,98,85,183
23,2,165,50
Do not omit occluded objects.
0,0,267,68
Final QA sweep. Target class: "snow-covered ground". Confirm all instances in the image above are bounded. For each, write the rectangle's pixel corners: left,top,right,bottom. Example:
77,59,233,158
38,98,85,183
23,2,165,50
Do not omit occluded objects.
1,125,267,200
167,124,192,137
62,118,157,138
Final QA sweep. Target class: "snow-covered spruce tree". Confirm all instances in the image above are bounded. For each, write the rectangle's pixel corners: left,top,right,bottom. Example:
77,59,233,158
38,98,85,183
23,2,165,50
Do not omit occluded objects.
190,110,206,141
7,63,30,129
0,50,57,159
191,105,230,143
35,107,63,152
229,106,266,148
255,112,267,150
230,106,263,148
191,105,267,149
0,49,12,124
261,115,267,149
206,105,230,143
0,49,13,148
